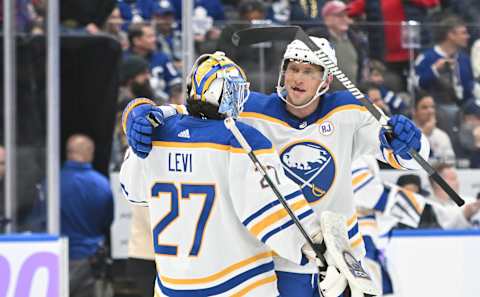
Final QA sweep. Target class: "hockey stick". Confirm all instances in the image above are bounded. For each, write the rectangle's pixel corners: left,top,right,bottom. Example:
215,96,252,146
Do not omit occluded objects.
224,117,328,268
232,26,465,207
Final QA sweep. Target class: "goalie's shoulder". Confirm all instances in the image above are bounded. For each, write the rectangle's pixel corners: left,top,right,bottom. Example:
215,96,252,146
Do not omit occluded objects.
150,115,273,153
232,121,275,154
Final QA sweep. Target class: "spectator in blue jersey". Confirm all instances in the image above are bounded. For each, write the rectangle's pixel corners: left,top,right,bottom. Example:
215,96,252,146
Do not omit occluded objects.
414,14,475,147
152,0,182,69
61,134,114,297
414,15,474,106
126,22,182,104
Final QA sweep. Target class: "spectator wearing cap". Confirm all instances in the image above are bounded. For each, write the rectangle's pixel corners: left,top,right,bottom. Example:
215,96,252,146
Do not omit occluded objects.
308,0,366,91
119,55,154,105
126,22,182,104
153,0,182,69
111,55,154,171
412,90,456,164
458,100,480,166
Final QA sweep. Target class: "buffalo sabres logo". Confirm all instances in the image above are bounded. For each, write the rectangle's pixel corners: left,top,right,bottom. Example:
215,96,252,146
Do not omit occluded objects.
280,141,336,203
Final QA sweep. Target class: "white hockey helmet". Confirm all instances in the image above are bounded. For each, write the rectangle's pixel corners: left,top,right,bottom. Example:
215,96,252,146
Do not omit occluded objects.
276,37,337,108
188,51,250,118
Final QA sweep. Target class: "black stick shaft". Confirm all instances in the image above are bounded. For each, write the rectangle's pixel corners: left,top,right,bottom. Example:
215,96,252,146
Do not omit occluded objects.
247,150,327,264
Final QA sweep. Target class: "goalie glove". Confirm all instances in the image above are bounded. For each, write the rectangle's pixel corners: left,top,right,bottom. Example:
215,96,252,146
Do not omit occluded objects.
302,211,381,297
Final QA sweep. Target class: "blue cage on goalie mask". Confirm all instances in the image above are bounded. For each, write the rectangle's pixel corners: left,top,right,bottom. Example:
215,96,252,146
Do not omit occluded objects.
188,52,250,119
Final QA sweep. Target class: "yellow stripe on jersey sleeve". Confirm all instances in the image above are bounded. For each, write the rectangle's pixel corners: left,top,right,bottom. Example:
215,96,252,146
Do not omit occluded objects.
249,199,309,237
352,172,370,187
346,214,357,228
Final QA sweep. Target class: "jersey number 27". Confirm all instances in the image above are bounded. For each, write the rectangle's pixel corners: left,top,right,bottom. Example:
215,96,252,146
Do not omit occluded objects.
151,182,216,256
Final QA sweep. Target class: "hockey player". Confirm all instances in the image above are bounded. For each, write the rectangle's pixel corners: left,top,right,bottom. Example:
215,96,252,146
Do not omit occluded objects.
122,38,430,296
352,156,427,295
120,52,324,296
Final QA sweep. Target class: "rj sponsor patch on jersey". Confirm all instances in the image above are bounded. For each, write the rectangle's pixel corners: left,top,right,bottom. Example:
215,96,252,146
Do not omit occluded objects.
280,141,336,203
319,121,334,136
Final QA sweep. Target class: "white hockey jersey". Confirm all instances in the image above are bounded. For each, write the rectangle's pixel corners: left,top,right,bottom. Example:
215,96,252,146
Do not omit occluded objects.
352,157,426,238
238,91,430,273
119,115,320,297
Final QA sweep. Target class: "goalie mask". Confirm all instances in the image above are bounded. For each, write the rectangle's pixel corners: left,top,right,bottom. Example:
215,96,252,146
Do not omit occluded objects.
277,37,337,109
188,51,250,119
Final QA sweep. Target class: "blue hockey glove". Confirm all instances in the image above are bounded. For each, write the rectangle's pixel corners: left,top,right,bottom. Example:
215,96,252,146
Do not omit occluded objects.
122,98,165,159
379,114,421,160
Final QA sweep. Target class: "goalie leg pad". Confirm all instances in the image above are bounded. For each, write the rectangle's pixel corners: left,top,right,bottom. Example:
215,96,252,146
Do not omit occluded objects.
320,211,381,296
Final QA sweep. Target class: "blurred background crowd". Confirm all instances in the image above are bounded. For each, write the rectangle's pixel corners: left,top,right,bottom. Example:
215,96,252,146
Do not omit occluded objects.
1,0,480,296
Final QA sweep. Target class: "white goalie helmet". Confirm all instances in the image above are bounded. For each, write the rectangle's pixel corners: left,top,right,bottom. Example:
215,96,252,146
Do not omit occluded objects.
188,51,250,118
276,37,337,108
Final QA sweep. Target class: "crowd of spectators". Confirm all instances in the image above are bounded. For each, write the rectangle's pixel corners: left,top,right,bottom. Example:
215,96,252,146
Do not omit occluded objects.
6,0,480,167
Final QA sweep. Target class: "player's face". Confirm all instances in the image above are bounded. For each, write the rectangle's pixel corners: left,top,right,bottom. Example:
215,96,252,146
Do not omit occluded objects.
284,62,323,106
